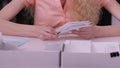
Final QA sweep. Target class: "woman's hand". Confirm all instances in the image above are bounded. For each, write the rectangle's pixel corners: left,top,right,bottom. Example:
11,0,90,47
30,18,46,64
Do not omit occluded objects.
33,25,58,40
72,25,97,39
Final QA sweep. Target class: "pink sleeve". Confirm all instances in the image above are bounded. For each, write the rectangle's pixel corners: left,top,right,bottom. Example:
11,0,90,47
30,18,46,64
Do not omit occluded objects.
21,0,35,7
100,0,110,7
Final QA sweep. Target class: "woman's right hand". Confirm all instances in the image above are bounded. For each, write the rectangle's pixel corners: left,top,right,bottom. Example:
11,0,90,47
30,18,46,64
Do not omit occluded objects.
32,25,58,40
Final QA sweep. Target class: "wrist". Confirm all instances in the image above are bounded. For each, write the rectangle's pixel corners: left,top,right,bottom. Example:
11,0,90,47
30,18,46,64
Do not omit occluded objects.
30,25,40,38
93,26,104,38
93,26,113,38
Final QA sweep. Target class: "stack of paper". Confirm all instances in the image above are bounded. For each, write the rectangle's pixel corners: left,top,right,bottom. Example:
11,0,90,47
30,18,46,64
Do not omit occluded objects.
56,21,91,35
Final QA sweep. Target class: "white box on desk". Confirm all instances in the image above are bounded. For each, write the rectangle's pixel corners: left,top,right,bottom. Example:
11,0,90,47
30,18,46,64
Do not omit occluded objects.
0,44,63,68
61,40,120,68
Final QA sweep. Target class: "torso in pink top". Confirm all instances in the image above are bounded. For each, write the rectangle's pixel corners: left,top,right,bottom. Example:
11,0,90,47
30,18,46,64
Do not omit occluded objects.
22,0,109,28
21,0,73,28
35,0,65,28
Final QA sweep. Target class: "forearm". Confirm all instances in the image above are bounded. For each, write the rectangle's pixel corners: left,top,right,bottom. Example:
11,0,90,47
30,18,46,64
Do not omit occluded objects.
0,19,36,37
0,0,25,20
104,0,120,20
94,25,120,38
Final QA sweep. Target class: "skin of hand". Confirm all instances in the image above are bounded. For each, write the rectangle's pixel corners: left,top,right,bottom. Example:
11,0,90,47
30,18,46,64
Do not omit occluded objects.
71,0,120,39
32,25,58,40
71,25,97,39
0,0,58,40
71,25,120,39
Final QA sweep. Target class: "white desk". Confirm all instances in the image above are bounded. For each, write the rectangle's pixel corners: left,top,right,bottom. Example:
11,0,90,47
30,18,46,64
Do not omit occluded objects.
0,36,64,68
60,36,120,68
1,35,120,68
4,35,120,51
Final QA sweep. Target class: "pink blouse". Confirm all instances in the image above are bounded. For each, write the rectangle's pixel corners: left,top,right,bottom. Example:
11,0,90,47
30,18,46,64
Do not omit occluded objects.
21,0,110,28
34,0,67,28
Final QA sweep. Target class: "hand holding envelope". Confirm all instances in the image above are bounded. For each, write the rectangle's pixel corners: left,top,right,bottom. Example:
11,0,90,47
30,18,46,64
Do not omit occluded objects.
55,21,91,35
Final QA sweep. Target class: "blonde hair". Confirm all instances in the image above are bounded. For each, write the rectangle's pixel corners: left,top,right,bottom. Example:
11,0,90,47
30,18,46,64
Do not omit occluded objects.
72,0,101,24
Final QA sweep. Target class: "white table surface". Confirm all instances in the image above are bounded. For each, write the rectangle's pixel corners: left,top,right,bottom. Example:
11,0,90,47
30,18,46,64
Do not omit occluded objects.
1,35,120,68
4,35,120,51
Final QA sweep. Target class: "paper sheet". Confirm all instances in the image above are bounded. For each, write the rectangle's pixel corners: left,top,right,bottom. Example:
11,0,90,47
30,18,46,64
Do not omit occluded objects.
64,40,92,53
56,21,91,35
93,42,120,53
63,40,120,53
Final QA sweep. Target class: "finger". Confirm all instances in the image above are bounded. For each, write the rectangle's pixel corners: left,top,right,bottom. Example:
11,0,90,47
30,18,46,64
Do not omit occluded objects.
72,30,79,34
72,31,86,34
42,32,58,40
38,34,46,40
78,26,93,31
36,32,51,40
45,28,56,34
78,27,89,31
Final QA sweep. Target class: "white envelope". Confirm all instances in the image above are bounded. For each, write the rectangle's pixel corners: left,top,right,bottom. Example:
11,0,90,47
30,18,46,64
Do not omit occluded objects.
56,21,91,34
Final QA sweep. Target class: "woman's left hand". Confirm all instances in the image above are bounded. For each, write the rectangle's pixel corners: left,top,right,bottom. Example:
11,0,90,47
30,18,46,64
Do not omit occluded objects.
72,25,96,39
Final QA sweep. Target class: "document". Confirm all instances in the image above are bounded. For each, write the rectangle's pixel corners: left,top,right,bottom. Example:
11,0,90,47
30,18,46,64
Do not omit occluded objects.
93,42,120,53
56,21,91,34
64,40,92,53
63,40,120,53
